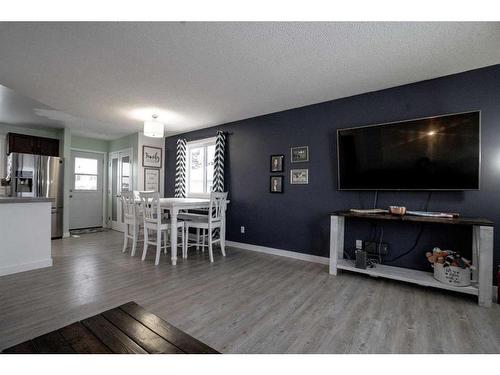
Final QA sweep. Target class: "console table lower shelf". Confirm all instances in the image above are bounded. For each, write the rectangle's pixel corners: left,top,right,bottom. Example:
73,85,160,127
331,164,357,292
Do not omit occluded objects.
336,259,479,296
329,212,493,307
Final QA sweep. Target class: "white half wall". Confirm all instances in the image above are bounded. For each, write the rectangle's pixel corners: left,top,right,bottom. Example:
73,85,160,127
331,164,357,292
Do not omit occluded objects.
0,201,53,276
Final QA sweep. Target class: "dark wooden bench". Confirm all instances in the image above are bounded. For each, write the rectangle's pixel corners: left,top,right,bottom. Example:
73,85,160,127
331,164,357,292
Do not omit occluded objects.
2,302,219,354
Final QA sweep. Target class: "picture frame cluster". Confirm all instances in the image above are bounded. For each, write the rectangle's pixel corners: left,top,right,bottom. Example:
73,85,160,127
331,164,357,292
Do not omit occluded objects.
269,146,309,193
143,145,162,192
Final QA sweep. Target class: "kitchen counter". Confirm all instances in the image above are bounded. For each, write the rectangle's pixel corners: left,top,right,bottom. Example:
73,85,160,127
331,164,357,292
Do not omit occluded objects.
0,197,54,204
0,199,53,276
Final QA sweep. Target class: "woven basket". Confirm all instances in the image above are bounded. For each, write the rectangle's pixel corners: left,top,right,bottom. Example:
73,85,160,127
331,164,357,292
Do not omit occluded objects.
433,263,471,287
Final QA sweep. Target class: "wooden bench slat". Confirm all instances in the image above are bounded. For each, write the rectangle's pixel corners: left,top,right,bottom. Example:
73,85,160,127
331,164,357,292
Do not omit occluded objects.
2,340,38,354
120,302,219,354
33,331,76,354
82,314,147,354
102,308,183,354
58,322,111,354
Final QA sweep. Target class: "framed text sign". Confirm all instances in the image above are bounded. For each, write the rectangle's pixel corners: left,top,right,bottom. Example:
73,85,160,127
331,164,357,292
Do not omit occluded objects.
144,168,160,192
143,146,162,168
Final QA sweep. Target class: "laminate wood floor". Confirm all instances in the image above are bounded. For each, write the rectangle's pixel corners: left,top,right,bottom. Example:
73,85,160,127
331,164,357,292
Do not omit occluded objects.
0,230,499,353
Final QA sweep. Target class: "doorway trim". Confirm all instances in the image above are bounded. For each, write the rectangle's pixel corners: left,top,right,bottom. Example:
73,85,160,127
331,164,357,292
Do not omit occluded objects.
70,148,108,228
108,147,134,232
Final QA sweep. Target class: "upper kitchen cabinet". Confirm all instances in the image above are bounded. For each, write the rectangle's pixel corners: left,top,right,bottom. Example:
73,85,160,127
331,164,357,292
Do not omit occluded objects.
7,133,60,157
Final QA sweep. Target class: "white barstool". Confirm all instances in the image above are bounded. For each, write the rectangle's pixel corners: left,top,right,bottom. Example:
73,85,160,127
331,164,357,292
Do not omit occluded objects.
139,192,186,265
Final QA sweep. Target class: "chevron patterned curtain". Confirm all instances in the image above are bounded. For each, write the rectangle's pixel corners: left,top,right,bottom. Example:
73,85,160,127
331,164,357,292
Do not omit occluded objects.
212,131,226,192
174,138,187,198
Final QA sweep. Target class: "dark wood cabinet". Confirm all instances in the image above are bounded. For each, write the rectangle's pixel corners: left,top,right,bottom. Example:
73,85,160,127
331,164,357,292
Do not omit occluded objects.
7,133,59,157
35,136,60,156
7,133,34,154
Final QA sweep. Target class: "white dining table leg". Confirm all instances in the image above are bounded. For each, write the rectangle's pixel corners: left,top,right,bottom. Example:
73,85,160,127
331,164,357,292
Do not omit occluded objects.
170,208,178,265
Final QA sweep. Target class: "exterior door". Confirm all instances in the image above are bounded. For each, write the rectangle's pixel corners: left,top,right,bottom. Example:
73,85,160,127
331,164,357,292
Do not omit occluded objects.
109,149,133,232
69,150,104,229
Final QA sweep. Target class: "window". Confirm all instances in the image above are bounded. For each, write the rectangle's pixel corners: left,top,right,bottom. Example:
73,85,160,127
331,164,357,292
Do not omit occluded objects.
186,137,216,197
74,157,98,190
121,156,130,192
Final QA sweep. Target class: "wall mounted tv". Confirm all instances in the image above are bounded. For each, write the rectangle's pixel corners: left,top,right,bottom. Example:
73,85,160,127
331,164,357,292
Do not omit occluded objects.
337,111,480,190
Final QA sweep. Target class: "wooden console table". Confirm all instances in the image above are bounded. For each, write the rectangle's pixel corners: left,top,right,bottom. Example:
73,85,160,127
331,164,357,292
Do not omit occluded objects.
329,211,493,307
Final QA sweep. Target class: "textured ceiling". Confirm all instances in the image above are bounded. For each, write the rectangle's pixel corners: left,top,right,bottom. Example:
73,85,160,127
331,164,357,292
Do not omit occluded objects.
0,22,499,139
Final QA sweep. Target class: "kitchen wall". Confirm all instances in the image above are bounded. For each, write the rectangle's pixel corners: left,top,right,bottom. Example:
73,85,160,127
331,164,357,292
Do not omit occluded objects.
71,134,109,153
137,132,165,196
165,64,500,282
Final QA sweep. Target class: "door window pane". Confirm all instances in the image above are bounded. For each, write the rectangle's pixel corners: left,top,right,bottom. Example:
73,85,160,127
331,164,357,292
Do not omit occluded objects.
75,157,98,174
111,158,118,221
75,174,97,190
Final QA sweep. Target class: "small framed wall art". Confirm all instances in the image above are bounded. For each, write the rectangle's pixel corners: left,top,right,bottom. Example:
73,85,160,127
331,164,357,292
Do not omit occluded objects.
291,146,309,163
290,169,309,184
270,176,284,193
270,154,284,172
144,168,160,192
143,146,162,168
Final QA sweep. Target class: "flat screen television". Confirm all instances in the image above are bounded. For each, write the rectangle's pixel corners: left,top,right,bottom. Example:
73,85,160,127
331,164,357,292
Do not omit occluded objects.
337,111,480,190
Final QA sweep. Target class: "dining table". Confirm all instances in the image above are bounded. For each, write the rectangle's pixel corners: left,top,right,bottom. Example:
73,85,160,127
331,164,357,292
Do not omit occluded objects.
155,197,227,265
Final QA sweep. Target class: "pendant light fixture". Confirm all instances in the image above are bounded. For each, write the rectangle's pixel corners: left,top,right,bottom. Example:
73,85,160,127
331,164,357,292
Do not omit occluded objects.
144,114,164,138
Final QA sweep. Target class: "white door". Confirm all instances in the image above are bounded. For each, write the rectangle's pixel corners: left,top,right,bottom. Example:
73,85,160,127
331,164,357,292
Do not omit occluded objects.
69,151,104,229
109,149,133,232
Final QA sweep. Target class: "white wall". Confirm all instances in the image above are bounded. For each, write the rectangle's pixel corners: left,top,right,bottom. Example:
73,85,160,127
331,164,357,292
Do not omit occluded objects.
137,132,165,196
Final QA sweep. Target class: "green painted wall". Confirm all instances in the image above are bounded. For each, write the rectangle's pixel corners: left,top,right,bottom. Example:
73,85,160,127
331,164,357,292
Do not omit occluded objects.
109,133,138,153
71,134,109,152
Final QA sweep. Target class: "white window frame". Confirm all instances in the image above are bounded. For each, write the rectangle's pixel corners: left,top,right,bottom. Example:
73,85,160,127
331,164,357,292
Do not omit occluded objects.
74,156,99,191
186,136,217,198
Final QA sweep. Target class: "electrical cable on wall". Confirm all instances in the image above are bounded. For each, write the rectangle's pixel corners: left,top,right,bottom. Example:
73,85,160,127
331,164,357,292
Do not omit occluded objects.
384,192,432,264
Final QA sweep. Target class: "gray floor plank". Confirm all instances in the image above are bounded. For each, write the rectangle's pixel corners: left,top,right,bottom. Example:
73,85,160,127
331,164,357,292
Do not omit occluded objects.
0,230,499,353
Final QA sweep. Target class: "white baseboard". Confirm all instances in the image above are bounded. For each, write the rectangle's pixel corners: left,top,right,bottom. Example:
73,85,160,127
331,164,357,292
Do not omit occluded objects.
0,258,53,277
63,232,71,238
226,241,329,265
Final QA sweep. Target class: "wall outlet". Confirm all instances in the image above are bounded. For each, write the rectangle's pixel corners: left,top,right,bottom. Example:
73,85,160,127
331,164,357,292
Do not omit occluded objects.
355,240,363,250
240,226,245,234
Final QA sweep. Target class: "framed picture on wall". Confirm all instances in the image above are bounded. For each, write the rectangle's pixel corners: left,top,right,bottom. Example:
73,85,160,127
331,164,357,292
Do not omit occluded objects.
142,146,162,168
290,169,309,184
270,154,284,172
270,176,283,193
144,168,160,192
291,146,309,163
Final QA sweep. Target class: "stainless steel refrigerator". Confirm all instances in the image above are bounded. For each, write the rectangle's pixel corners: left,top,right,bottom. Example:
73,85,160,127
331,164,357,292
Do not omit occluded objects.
4,153,63,238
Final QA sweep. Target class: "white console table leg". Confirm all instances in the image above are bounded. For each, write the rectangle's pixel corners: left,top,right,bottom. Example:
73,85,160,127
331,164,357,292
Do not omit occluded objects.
475,225,493,307
329,215,345,275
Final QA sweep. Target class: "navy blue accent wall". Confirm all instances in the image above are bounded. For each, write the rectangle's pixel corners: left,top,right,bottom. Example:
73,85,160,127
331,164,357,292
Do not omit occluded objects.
165,64,500,281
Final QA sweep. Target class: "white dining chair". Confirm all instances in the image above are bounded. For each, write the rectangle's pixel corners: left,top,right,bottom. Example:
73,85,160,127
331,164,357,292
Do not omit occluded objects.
120,191,143,256
184,192,228,262
139,192,186,265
